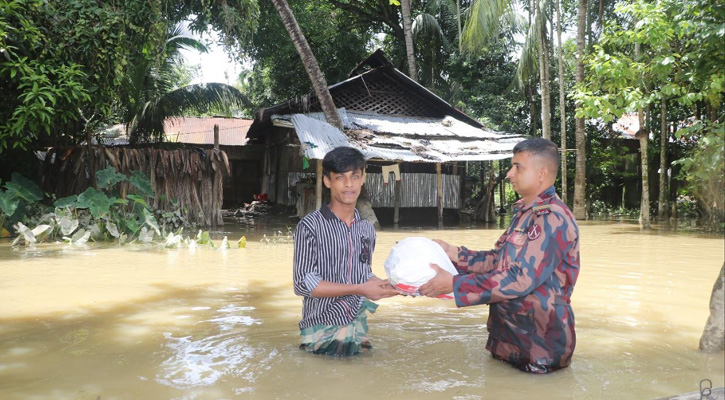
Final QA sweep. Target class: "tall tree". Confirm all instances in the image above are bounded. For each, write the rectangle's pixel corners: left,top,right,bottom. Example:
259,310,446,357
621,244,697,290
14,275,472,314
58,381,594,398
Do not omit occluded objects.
536,0,552,139
124,25,250,143
242,1,370,110
271,0,379,226
658,97,668,220
573,0,587,220
271,0,343,129
555,0,567,203
400,0,419,81
574,0,724,228
0,0,258,153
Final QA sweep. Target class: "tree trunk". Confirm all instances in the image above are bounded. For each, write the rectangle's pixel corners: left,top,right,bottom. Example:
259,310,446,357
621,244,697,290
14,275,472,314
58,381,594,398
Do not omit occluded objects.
637,110,651,229
634,36,650,230
528,83,538,135
457,0,462,53
436,163,443,227
556,0,567,204
401,0,418,81
573,0,587,220
699,262,725,352
357,185,380,228
85,127,96,189
272,0,343,130
273,0,379,225
658,97,668,220
536,0,551,140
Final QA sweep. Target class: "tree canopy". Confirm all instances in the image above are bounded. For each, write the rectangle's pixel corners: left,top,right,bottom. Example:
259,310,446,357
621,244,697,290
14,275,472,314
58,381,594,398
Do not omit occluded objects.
0,0,258,151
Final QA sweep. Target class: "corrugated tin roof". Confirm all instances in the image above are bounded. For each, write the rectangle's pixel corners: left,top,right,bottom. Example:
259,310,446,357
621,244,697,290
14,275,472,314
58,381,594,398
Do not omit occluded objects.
611,113,640,139
165,117,252,146
283,111,525,163
97,117,253,146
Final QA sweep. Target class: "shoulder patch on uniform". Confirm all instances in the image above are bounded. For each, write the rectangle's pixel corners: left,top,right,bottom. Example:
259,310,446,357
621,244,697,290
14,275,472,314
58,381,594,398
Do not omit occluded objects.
533,205,551,216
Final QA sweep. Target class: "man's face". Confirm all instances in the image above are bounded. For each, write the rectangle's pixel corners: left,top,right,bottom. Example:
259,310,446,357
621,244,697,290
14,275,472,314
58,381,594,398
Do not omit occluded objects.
506,151,545,198
323,169,365,206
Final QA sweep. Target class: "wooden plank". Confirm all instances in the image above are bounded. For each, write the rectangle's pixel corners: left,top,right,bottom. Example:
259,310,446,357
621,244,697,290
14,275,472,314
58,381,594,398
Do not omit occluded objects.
315,159,323,210
436,163,443,227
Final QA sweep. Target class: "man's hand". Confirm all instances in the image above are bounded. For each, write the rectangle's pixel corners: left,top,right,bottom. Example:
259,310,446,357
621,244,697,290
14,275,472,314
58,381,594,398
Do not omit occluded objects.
433,239,458,262
418,263,454,297
359,277,400,300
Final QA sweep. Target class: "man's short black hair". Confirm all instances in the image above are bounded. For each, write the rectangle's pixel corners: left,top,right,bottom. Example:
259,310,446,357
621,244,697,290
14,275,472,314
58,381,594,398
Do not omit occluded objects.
513,137,560,175
322,146,366,177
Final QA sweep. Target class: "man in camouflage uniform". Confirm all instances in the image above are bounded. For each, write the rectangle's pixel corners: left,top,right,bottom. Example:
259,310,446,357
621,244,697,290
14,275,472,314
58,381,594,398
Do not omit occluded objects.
420,138,580,373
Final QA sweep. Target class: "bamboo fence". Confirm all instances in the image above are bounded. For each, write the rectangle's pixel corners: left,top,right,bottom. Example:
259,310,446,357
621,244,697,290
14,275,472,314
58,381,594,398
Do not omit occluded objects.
40,146,229,227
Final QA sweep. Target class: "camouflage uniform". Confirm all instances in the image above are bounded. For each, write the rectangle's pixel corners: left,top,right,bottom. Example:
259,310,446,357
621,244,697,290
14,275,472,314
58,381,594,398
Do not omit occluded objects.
452,185,580,372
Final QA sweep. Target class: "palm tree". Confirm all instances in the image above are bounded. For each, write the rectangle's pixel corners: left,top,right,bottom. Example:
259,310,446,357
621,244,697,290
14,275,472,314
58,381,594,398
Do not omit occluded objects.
271,0,343,130
535,0,551,140
401,0,419,81
410,0,458,92
555,0,567,203
271,0,379,226
123,24,249,144
573,0,587,220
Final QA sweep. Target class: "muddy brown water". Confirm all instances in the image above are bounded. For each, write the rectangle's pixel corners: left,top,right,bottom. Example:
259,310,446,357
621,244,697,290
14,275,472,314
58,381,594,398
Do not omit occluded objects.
0,221,723,399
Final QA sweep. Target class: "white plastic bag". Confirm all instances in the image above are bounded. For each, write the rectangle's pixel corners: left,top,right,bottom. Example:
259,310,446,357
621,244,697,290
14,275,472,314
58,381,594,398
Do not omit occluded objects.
383,237,458,299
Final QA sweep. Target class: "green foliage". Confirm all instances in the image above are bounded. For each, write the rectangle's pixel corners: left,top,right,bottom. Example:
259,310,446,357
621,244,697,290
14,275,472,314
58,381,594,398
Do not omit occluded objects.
3,166,200,245
446,48,529,135
123,24,251,143
672,121,725,231
0,0,258,153
241,1,371,111
574,0,725,122
0,172,44,229
97,167,127,190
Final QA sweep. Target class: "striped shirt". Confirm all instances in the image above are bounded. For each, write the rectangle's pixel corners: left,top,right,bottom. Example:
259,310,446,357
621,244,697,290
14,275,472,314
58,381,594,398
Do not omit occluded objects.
293,204,376,330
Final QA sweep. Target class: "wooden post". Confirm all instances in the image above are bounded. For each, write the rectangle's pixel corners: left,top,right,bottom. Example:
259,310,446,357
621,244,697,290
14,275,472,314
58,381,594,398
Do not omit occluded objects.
315,159,323,209
436,163,443,227
499,160,505,212
394,177,401,224
213,124,219,150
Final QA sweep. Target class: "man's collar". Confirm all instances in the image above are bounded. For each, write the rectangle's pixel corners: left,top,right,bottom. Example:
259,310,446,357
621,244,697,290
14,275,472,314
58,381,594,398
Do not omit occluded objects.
320,203,360,223
320,203,336,220
512,186,557,212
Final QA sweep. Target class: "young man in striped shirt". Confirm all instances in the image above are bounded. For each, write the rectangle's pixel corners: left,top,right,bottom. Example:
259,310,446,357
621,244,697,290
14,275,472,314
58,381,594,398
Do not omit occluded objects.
293,147,399,356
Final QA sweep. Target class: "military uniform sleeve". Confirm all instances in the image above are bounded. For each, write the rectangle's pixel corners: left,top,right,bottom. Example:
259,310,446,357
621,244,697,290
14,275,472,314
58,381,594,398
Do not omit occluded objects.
454,235,504,274
452,210,577,307
292,222,321,297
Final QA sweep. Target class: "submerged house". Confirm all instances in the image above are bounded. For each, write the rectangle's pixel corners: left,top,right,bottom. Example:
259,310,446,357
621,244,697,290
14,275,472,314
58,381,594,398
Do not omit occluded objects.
246,50,524,225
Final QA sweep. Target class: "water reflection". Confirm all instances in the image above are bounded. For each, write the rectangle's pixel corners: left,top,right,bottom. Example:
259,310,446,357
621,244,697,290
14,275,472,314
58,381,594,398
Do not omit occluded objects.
0,221,723,399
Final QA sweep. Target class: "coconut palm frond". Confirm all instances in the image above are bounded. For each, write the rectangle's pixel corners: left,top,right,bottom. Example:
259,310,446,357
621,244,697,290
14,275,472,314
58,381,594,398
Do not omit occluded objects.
165,35,209,57
412,13,450,49
513,0,545,89
461,0,512,54
130,83,251,143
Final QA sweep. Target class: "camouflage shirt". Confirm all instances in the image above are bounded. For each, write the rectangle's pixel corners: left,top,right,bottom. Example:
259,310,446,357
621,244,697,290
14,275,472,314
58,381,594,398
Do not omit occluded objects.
452,186,580,369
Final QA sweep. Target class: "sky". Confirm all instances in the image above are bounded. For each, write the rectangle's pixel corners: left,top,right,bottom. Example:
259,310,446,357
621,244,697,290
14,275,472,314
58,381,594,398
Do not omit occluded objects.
180,30,241,86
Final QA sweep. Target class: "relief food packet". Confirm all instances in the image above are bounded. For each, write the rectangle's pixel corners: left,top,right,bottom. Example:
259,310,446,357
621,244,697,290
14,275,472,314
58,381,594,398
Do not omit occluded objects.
383,237,458,299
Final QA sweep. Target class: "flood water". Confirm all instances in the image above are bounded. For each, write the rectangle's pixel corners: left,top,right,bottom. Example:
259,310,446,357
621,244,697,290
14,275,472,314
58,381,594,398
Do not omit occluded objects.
0,221,723,399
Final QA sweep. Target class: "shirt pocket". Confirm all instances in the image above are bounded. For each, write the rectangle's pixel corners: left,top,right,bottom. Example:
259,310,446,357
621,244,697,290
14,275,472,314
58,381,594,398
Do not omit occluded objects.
504,232,528,258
